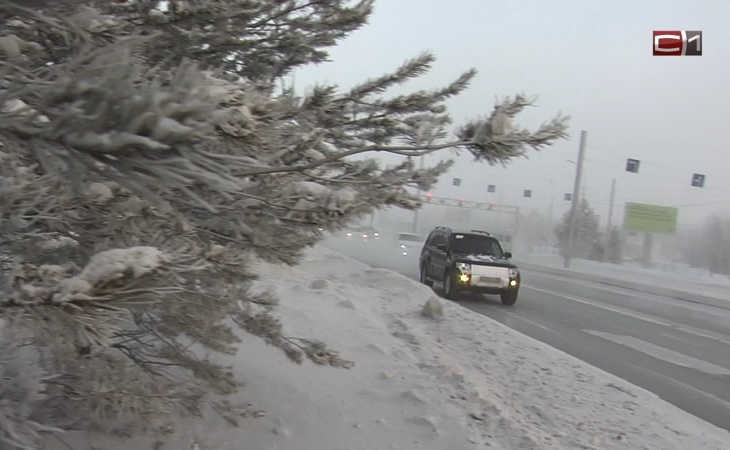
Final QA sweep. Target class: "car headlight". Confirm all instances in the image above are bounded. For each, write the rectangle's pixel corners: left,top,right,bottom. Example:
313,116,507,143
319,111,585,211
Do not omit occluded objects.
400,244,406,249
455,262,472,273
509,268,519,278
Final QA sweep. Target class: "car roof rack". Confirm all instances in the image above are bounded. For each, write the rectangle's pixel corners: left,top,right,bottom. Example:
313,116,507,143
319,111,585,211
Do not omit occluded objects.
434,226,451,231
469,229,492,235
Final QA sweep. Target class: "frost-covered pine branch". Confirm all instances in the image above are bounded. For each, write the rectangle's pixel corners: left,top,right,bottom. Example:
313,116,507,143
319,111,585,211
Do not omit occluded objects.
0,0,570,447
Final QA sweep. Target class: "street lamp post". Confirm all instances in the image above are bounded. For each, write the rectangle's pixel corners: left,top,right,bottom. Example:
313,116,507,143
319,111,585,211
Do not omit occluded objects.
604,178,616,252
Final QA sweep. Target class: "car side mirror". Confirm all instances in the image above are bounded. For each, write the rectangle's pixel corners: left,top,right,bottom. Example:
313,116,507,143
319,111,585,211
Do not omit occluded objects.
436,244,447,252
504,252,512,259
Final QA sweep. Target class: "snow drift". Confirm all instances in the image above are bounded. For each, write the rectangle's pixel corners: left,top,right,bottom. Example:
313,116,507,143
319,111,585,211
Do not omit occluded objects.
49,245,730,450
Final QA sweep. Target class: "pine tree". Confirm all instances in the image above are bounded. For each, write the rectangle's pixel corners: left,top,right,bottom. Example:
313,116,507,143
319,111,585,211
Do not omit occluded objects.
520,210,545,251
606,226,623,264
0,1,570,447
554,199,601,260
703,215,730,276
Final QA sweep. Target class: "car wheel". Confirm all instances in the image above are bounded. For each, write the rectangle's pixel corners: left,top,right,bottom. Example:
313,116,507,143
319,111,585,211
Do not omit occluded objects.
501,289,518,306
420,265,433,287
443,272,459,300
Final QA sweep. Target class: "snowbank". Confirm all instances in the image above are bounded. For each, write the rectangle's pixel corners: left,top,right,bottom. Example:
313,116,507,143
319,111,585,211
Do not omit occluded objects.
520,252,730,294
51,245,730,450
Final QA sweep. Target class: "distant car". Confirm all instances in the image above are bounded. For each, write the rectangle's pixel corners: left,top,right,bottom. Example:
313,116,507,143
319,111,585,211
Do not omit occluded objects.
418,227,520,305
345,225,380,241
397,232,422,256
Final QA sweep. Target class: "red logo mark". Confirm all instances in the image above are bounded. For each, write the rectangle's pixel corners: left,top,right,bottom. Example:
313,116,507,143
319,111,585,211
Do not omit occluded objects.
653,30,702,56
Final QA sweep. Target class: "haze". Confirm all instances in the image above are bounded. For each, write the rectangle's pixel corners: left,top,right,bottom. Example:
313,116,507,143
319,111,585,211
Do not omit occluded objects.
294,0,730,231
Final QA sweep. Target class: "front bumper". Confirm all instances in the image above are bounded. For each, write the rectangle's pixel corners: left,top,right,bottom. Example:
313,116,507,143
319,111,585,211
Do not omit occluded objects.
455,275,519,293
452,265,520,293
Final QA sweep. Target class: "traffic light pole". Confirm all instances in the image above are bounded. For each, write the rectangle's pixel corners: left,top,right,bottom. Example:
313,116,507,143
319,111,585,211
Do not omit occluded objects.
564,130,587,268
605,178,616,250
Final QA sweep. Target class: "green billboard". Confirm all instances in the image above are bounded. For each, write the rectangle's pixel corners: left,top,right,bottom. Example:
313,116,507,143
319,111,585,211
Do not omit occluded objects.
623,202,678,235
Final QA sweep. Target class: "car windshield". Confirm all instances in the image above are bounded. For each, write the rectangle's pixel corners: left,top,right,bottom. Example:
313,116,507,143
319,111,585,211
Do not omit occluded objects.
450,234,504,258
398,233,421,242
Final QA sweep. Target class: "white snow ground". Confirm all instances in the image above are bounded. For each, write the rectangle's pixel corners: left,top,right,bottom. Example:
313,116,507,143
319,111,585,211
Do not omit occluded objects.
50,245,730,450
517,251,730,302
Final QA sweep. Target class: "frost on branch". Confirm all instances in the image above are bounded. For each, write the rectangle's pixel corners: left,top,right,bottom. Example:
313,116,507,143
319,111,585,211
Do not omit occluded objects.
283,182,359,222
0,34,42,58
77,247,166,287
0,0,569,446
458,94,570,165
4,246,172,362
0,325,61,450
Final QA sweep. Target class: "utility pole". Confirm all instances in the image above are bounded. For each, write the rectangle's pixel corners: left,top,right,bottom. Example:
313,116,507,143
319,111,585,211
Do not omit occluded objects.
603,178,617,262
606,178,616,236
564,130,587,268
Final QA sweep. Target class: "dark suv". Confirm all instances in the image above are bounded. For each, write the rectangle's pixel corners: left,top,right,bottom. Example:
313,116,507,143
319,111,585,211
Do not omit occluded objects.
419,227,520,305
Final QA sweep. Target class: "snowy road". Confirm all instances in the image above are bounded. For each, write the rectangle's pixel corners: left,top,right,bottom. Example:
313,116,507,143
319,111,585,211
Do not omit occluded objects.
323,237,730,432
456,269,730,433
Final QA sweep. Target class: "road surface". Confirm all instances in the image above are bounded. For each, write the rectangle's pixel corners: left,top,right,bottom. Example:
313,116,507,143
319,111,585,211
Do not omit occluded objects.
455,269,730,433
324,238,730,432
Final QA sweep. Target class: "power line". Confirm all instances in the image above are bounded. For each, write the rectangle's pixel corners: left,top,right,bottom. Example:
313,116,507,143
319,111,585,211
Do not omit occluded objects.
643,184,730,194
634,159,689,175
676,199,730,208
586,146,703,176
584,157,686,184
587,180,730,202
583,150,721,192
577,156,730,203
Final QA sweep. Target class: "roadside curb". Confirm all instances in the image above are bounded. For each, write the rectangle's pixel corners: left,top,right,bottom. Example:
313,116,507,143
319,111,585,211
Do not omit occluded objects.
516,261,730,311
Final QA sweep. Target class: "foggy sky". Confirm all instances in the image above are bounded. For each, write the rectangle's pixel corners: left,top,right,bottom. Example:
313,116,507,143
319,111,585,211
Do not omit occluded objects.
294,0,730,230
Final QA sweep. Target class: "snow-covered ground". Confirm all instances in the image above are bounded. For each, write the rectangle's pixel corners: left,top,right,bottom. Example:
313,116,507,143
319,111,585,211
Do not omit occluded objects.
52,245,730,450
517,251,730,302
